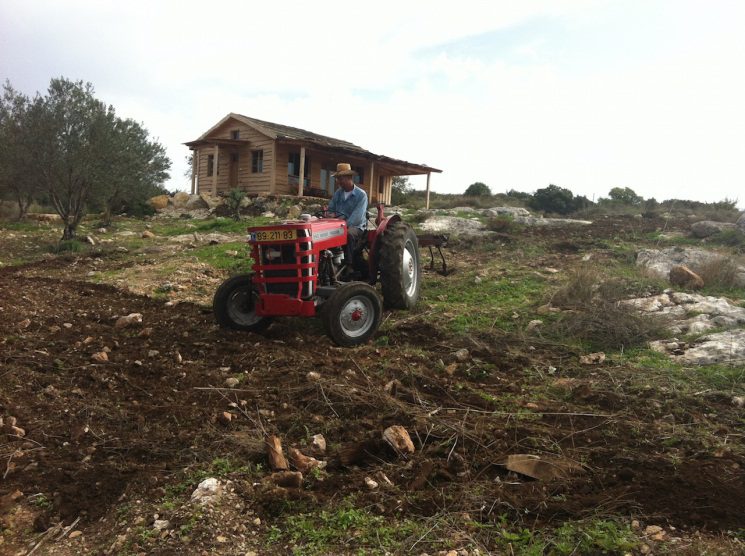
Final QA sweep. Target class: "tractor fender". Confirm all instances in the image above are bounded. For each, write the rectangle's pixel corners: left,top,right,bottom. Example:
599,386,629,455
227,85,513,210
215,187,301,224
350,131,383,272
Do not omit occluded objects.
367,213,402,282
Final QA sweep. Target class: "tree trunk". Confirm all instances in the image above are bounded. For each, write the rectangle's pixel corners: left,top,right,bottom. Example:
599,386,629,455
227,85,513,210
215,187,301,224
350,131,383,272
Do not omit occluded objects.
102,205,113,227
62,222,77,240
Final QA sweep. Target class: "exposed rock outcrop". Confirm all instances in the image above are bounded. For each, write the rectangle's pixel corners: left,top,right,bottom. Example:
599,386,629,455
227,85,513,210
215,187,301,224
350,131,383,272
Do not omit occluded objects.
690,220,737,238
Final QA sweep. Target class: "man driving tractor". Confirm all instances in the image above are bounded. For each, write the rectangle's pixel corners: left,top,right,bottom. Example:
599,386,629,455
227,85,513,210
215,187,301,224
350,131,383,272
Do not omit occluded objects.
327,163,368,277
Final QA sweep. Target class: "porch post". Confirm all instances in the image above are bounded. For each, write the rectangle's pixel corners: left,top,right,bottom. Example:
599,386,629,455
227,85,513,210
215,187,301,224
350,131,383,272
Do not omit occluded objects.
425,172,431,209
190,150,197,194
213,144,219,195
368,161,374,202
269,142,277,194
298,146,305,197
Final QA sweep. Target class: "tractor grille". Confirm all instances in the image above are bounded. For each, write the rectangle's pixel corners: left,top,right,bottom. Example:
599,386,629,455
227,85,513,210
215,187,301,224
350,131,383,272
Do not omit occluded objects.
260,243,298,296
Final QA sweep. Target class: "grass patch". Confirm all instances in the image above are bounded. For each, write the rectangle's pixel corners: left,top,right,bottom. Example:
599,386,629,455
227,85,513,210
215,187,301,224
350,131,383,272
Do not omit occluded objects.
47,239,86,254
191,241,253,273
630,349,745,392
267,506,426,555
423,271,548,333
152,216,271,237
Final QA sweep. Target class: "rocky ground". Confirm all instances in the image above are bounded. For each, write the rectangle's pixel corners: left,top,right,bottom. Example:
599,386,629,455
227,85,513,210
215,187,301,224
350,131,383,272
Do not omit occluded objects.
1,208,744,555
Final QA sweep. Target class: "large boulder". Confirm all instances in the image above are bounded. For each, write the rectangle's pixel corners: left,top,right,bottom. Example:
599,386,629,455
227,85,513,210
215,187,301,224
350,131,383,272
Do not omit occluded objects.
690,220,737,238
636,247,722,278
512,216,592,227
172,191,191,208
185,195,209,210
669,265,704,289
737,212,745,232
484,206,531,218
420,215,486,235
678,329,745,366
198,193,222,210
149,195,169,211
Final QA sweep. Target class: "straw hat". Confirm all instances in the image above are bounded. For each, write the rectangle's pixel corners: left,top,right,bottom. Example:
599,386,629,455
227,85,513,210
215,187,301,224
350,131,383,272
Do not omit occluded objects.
332,162,357,177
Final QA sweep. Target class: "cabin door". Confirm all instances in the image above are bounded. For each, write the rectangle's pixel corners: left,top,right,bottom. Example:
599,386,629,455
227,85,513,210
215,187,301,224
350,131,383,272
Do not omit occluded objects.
229,153,239,187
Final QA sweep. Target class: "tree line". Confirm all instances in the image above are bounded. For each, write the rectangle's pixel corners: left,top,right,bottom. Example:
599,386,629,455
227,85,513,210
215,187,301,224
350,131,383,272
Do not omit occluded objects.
0,77,171,239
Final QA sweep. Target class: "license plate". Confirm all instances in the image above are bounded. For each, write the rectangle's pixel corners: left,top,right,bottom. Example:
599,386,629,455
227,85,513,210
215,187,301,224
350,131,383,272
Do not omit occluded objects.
252,229,297,242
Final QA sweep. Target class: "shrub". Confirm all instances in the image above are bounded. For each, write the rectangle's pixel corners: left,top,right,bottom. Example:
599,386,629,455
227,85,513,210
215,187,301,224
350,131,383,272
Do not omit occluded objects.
697,258,744,290
486,215,516,233
529,184,589,215
464,182,491,196
608,186,643,205
225,188,246,221
48,239,85,253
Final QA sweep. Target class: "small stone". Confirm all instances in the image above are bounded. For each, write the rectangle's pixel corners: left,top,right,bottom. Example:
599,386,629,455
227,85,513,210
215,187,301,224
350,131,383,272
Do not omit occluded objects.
307,371,321,381
640,543,651,555
116,246,129,253
311,434,326,453
732,396,745,408
382,425,415,456
269,471,303,489
115,313,143,329
526,319,543,332
17,319,31,330
63,322,73,329
68,530,83,539
218,412,233,425
142,230,155,239
225,377,240,388
225,250,238,257
364,476,379,490
147,350,160,358
138,327,153,338
631,519,640,530
644,525,663,536
216,535,228,543
454,349,469,362
84,235,96,246
91,351,108,363
191,477,221,505
473,276,482,284
579,352,606,365
175,352,183,364
153,519,170,531
252,517,261,526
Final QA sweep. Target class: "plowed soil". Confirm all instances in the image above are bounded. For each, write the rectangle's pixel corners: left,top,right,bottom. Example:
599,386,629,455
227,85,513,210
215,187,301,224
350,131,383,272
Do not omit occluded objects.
1,216,744,555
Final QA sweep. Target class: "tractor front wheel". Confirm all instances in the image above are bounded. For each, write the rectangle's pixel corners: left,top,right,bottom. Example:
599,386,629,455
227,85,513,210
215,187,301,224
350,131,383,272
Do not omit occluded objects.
379,221,421,309
213,274,272,332
322,282,382,347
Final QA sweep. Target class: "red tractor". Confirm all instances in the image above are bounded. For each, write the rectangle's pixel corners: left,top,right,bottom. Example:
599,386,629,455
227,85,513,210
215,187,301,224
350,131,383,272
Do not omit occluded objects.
213,206,421,346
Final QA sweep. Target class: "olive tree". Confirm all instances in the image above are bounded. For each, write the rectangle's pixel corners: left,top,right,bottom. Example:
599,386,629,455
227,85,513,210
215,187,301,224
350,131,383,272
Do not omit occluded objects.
28,78,170,239
0,83,42,219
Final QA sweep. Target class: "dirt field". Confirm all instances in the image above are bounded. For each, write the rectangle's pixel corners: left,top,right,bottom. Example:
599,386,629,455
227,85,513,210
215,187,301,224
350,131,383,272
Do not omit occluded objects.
1,215,744,555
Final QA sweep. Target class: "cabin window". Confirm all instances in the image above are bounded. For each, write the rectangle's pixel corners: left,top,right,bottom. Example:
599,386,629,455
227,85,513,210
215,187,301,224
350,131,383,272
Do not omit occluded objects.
207,154,215,177
231,130,240,140
320,166,336,193
353,166,364,185
287,153,310,179
252,150,263,173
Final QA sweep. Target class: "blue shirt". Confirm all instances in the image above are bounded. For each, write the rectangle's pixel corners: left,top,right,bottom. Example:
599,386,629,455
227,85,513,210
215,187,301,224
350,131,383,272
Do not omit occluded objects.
328,185,368,230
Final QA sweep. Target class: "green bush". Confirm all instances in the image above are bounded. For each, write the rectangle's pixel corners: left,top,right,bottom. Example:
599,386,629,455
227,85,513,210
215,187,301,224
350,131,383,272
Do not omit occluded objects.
464,182,491,196
529,184,591,215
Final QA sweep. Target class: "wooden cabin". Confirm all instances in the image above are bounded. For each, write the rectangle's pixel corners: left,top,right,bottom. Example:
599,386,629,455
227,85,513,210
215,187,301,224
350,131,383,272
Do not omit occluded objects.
185,113,441,205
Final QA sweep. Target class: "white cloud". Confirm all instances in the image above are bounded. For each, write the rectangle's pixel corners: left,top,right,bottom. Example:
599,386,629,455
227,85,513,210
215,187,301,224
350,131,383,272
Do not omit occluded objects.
1,0,744,206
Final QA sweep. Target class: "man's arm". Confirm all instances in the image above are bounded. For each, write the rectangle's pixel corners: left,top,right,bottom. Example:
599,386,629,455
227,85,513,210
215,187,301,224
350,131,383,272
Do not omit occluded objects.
327,190,340,217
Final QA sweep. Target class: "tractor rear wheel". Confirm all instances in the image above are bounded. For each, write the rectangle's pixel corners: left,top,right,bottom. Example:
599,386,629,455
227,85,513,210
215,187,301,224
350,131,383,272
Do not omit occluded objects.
379,221,421,309
321,282,382,347
213,274,272,332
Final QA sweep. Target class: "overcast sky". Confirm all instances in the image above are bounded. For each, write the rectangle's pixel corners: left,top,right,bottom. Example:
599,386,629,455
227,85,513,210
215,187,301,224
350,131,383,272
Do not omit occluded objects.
1,0,744,206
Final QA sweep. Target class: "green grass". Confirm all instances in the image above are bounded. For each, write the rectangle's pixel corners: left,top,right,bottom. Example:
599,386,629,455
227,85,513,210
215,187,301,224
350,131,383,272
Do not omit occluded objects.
267,506,427,555
151,216,271,237
628,349,745,392
191,241,253,273
422,270,548,333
